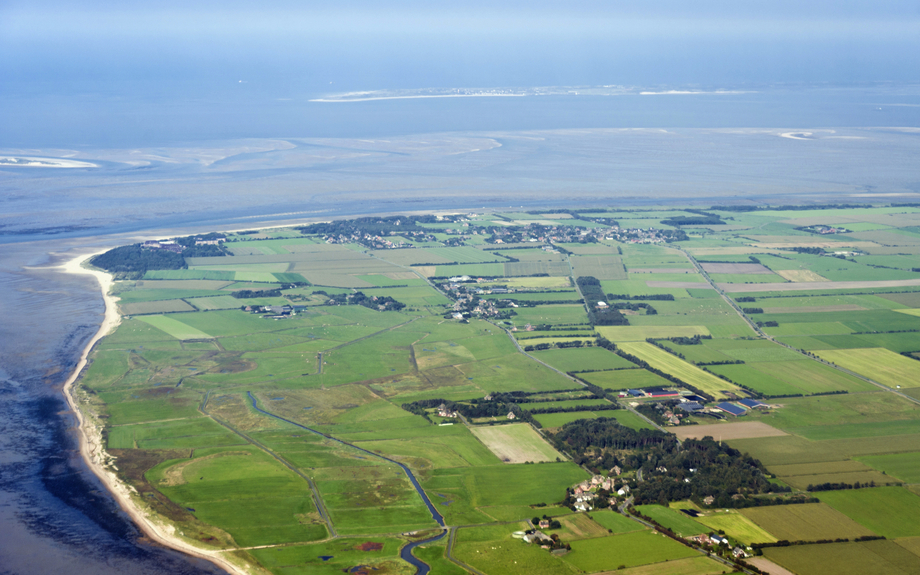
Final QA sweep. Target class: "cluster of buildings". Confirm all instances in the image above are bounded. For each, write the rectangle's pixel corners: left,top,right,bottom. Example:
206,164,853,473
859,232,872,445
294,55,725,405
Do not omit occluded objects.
322,230,438,249
436,403,459,418
142,240,184,253
569,474,628,511
450,295,505,319
603,227,686,244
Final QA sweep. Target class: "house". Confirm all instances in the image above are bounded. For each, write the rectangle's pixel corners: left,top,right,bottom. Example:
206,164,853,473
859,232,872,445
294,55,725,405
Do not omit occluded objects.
677,402,703,413
703,496,715,505
687,534,710,545
506,411,516,420
610,465,622,476
538,520,551,529
710,535,728,545
733,546,748,558
617,485,630,496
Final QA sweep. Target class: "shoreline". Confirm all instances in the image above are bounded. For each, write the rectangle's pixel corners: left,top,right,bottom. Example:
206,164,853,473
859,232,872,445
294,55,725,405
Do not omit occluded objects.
59,250,250,575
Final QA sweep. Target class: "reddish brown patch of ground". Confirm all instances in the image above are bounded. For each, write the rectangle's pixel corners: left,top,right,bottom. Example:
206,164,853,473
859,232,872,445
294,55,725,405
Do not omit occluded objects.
355,542,384,551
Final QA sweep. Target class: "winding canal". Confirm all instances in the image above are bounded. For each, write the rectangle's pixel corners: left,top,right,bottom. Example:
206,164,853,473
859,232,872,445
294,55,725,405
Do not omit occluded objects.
246,392,446,574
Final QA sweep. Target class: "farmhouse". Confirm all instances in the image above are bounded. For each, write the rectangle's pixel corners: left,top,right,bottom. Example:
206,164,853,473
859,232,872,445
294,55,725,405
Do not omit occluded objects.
677,402,703,413
715,402,746,417
738,398,765,409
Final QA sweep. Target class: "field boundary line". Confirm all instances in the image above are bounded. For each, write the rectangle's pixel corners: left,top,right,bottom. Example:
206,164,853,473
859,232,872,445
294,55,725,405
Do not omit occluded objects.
677,247,920,407
198,390,337,538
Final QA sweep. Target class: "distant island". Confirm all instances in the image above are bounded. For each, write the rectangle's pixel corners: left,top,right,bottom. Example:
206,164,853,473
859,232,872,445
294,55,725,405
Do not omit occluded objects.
67,204,920,575
0,156,97,168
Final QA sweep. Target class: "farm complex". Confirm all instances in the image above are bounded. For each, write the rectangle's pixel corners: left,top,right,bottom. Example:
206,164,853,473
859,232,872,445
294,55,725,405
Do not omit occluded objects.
77,205,920,575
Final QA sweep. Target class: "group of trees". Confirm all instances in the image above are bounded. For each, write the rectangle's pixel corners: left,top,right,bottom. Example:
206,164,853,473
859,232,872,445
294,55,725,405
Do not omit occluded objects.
231,288,282,299
326,291,406,312
577,277,629,326
606,293,675,301
92,244,186,274
549,418,786,507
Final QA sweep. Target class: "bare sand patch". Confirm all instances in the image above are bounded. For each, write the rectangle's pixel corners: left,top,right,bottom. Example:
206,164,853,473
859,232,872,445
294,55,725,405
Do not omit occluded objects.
775,269,828,282
673,421,788,441
59,251,248,575
413,266,437,277
701,262,773,274
746,557,796,575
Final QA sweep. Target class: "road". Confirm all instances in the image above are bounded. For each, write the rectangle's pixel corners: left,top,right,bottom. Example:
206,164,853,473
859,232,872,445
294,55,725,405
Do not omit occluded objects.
678,246,920,407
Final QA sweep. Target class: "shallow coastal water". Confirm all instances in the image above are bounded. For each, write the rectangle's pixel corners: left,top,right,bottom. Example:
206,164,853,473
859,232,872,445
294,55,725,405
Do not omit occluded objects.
0,242,228,574
0,87,919,574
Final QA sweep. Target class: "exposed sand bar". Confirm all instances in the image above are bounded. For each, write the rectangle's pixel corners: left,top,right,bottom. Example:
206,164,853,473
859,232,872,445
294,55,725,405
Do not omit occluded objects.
0,156,98,168
59,251,244,575
311,93,526,103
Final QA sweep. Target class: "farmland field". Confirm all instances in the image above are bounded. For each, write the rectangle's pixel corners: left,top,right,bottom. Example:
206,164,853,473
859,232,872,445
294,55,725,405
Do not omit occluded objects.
741,503,875,541
765,540,920,575
563,530,698,572
672,421,787,441
79,208,920,575
815,348,920,388
617,342,739,398
693,511,777,545
468,424,563,463
817,487,920,538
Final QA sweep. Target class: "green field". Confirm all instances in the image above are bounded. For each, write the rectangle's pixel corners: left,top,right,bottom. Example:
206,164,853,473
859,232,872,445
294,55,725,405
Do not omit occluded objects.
817,487,920,538
741,503,875,541
634,505,708,537
765,540,920,575
530,347,633,372
858,452,920,483
693,511,777,545
563,530,698,572
80,209,920,574
816,348,920,388
136,315,213,339
596,325,711,342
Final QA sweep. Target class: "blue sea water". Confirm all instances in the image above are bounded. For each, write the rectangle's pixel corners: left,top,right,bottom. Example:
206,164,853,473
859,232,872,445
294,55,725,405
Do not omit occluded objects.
0,85,919,574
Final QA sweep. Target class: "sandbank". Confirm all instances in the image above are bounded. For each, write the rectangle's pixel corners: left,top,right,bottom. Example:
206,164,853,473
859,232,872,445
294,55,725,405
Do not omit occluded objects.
59,251,247,575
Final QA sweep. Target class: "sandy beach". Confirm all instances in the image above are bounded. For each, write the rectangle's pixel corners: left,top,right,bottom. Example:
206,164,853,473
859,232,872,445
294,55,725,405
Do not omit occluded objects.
59,251,250,575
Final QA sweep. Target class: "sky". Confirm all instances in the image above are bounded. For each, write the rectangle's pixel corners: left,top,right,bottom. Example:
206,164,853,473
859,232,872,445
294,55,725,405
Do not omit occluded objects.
2,1,919,146
4,1,920,91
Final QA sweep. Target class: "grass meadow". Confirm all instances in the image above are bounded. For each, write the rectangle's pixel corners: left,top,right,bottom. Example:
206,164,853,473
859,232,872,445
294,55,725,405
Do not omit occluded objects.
81,210,920,574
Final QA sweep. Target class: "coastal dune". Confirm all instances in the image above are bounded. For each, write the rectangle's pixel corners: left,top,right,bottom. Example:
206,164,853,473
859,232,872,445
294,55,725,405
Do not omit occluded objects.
60,251,247,575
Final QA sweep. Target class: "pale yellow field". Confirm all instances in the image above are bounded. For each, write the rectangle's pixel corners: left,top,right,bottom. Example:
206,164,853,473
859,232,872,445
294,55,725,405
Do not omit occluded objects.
694,511,777,545
775,269,828,282
469,424,563,463
895,308,920,318
673,421,787,441
617,341,736,398
479,276,574,288
815,347,920,388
